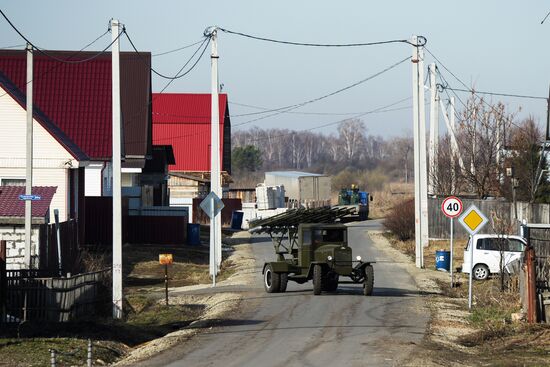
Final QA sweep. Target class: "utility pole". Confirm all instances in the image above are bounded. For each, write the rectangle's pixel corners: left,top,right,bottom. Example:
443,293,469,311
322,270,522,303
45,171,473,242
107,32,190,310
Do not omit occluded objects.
428,63,439,195
411,36,428,268
208,27,222,276
111,19,123,319
440,96,465,193
24,43,33,269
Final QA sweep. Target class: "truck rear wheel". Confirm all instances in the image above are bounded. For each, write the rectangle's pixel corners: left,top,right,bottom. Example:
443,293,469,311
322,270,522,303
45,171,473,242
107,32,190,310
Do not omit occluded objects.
313,265,323,295
363,265,374,296
264,264,281,293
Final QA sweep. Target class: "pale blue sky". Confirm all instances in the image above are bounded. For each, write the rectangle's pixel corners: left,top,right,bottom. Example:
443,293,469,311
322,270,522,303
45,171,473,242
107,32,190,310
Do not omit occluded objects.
1,1,548,137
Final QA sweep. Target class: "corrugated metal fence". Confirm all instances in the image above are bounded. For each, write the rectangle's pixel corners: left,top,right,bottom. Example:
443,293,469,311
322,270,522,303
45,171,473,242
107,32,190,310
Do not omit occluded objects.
429,198,550,239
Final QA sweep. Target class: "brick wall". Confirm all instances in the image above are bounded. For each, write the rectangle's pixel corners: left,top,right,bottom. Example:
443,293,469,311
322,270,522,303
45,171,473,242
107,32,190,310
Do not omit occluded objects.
0,225,39,269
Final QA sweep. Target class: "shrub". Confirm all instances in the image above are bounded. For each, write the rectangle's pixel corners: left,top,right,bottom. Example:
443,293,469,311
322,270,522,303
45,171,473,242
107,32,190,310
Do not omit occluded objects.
384,199,415,241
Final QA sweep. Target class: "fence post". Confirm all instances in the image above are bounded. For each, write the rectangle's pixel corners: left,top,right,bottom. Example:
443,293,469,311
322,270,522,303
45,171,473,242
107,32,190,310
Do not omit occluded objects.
0,240,6,323
49,349,57,367
87,339,92,367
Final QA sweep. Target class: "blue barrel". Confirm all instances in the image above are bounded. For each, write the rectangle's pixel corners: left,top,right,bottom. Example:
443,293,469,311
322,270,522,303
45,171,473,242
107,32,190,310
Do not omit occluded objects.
187,223,201,246
435,250,450,271
231,211,244,230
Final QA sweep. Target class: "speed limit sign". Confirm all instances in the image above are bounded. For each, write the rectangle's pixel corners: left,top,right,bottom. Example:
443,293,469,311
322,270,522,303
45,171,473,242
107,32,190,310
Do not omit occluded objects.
441,196,463,218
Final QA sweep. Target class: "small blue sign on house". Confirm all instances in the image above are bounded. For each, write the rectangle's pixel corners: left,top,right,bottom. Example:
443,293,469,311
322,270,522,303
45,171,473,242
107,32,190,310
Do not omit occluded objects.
18,194,42,201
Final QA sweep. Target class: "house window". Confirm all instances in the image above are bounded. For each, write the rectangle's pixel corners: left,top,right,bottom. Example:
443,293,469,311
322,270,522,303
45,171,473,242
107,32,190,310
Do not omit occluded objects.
0,178,25,186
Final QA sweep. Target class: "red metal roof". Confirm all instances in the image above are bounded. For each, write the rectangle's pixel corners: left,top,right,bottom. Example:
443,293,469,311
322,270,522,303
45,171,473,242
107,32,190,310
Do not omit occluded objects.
0,50,151,162
152,93,231,172
0,186,57,218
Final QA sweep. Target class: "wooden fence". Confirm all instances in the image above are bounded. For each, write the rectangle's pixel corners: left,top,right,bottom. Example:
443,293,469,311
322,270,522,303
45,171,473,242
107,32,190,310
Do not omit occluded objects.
429,198,550,239
39,219,81,275
2,268,110,323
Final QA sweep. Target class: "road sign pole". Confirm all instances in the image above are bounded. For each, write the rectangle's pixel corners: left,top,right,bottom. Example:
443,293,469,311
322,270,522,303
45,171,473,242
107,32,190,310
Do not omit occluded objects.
468,237,474,309
450,217,454,288
211,195,216,287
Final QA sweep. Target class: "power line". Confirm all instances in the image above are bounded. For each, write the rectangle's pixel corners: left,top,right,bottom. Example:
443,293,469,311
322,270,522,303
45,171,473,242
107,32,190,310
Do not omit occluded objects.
0,29,115,99
152,39,206,57
442,86,547,101
124,30,209,80
151,96,413,144
232,56,411,127
121,36,211,133
228,98,412,117
0,9,122,64
0,44,25,49
218,27,426,48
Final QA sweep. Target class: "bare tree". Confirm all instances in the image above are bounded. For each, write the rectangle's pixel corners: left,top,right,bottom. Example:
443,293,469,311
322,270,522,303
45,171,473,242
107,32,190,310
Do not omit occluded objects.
338,119,367,163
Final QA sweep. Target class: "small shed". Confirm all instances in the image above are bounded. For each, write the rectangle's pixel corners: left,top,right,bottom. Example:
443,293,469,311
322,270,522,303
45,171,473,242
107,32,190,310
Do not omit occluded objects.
0,186,57,269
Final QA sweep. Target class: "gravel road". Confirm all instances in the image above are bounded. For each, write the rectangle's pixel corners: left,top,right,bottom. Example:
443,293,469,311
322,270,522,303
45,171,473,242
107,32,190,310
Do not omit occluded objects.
136,220,429,367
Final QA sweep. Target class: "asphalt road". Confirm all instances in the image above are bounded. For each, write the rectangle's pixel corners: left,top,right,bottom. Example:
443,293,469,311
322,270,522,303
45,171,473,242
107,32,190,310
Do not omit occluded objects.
140,220,429,367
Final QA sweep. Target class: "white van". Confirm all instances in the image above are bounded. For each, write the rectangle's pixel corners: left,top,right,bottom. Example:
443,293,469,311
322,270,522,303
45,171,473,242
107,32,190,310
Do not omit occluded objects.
462,234,526,280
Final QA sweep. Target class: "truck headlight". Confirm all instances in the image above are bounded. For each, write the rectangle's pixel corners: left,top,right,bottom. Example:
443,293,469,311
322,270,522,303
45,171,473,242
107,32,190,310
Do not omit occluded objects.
356,255,362,261
327,255,333,261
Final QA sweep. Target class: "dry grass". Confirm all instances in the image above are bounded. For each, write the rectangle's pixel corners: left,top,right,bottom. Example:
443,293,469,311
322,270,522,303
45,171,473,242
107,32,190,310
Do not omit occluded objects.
123,244,236,291
369,183,413,219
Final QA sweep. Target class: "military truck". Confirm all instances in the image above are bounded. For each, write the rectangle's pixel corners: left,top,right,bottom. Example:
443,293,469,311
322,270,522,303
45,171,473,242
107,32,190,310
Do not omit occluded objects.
249,207,375,296
335,184,371,221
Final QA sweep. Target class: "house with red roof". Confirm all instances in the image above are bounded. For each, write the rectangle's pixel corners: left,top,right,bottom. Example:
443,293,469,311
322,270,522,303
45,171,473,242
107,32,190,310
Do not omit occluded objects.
0,185,56,269
0,49,153,223
152,93,231,210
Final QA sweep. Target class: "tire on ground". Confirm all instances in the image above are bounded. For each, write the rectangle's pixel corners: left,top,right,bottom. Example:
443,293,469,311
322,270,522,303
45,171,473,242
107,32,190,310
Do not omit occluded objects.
264,264,281,293
473,264,489,280
279,273,288,292
363,264,374,296
313,264,323,295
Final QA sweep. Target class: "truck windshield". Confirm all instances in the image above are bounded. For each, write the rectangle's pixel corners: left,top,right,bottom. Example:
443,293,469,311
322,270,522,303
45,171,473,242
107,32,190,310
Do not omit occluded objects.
313,229,346,243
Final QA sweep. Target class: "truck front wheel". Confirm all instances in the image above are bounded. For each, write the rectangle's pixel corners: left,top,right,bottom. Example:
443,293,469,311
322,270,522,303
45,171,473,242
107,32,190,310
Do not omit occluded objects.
264,264,281,293
279,273,288,292
363,265,374,296
313,264,323,295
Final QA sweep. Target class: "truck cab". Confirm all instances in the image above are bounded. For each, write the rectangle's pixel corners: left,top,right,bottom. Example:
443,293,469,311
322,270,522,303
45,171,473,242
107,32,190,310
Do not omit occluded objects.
461,234,526,280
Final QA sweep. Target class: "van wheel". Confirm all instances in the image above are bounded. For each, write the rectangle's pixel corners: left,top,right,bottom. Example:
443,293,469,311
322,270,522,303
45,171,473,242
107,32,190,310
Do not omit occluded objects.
473,264,489,280
264,264,281,293
313,265,323,295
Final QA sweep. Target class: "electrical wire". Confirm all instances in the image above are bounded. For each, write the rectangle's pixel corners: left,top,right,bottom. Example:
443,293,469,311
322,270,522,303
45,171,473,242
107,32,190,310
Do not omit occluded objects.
125,30,209,80
0,44,25,49
232,56,411,127
151,96,413,144
121,36,211,132
441,86,547,101
0,8,121,64
228,98,412,117
152,39,206,57
0,29,113,99
218,27,426,47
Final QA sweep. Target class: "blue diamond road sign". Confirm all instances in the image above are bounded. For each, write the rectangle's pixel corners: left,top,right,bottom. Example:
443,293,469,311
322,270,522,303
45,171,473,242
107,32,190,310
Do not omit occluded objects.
200,191,224,219
18,194,42,201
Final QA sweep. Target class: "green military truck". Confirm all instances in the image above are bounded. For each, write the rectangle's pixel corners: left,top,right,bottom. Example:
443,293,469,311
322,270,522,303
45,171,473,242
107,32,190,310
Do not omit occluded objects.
249,208,374,296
